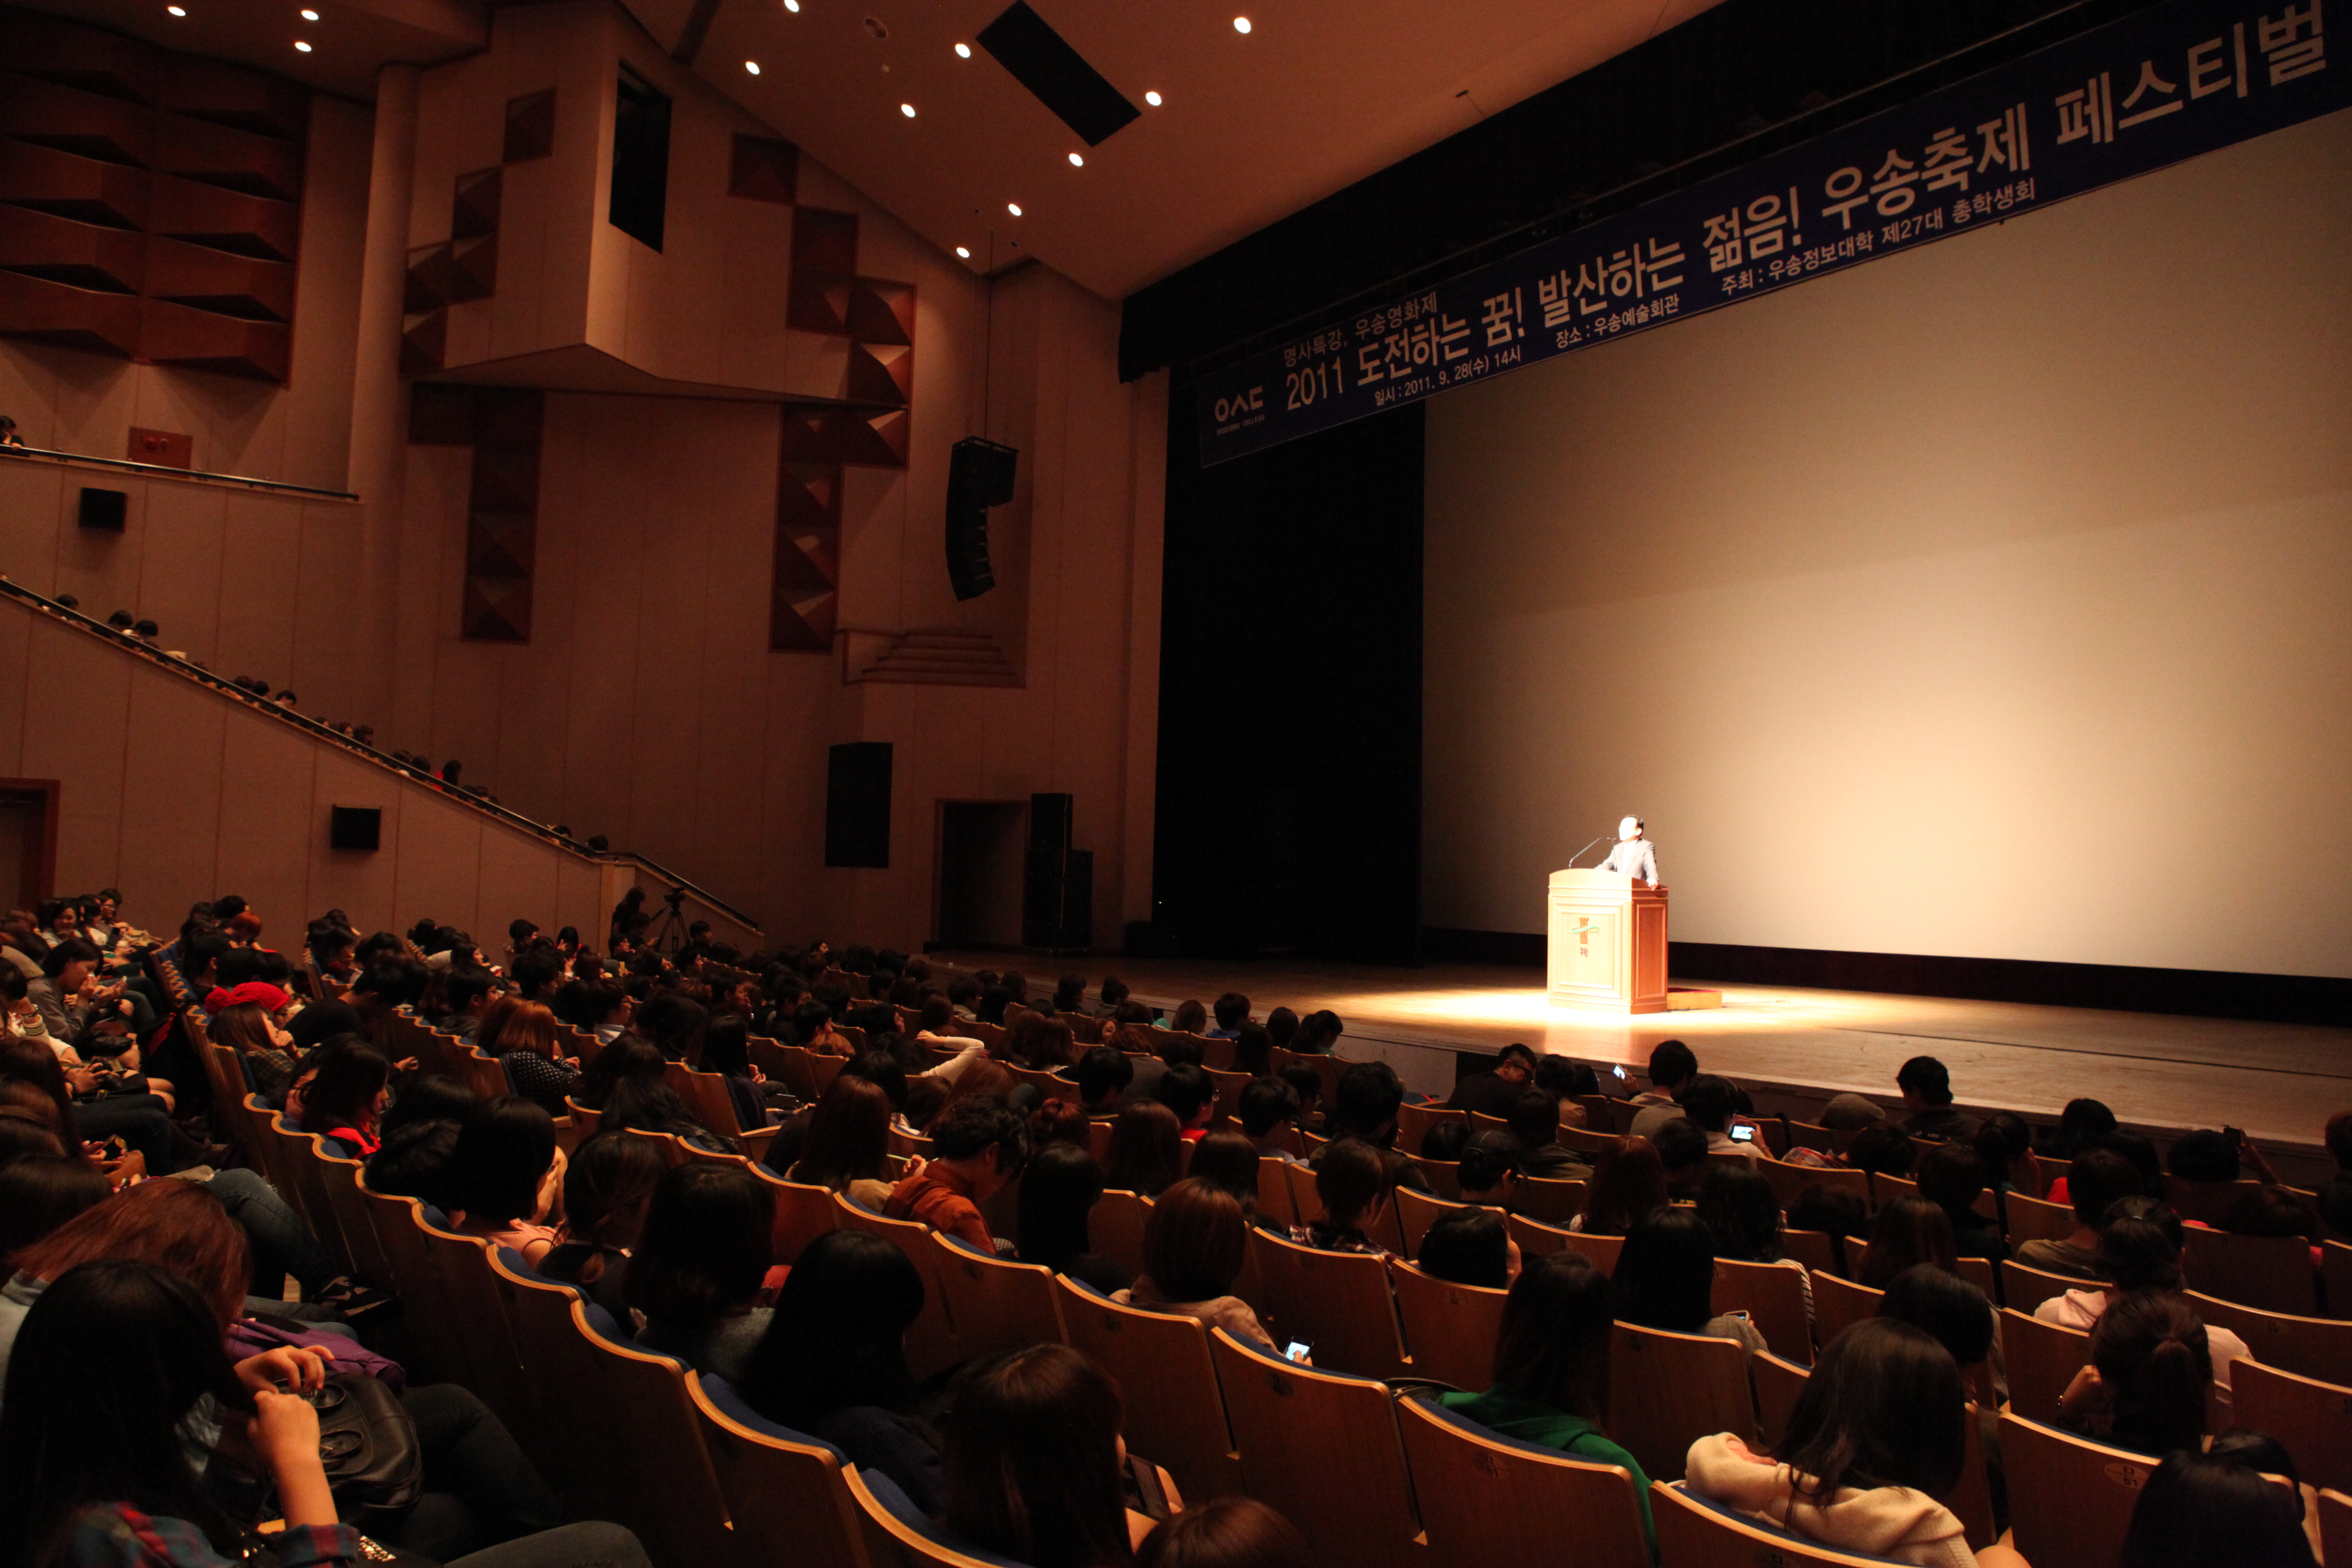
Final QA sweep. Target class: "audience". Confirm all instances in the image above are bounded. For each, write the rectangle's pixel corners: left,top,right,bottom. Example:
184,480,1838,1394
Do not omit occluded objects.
943,1345,1143,1568
2060,1289,2213,1457
1415,1205,1518,1290
2032,1197,2254,1389
786,1075,898,1210
536,1130,664,1323
2015,1147,2143,1279
1613,1207,1765,1357
1016,1142,1132,1294
627,1162,776,1380
1114,1178,1275,1350
1627,1039,1697,1139
1897,1056,1980,1142
1445,1043,1536,1117
1576,1136,1667,1236
1508,1087,1588,1178
1291,1137,1394,1256
1454,1130,1522,1208
1103,1099,1185,1198
1857,1197,1961,1290
1698,1164,1811,1319
885,1097,1027,1253
2118,1448,2318,1568
1137,1498,1312,1568
1916,1142,2006,1264
445,1096,566,1264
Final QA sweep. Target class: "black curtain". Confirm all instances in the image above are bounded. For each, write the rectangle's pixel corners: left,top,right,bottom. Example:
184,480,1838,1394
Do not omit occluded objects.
1152,398,1424,965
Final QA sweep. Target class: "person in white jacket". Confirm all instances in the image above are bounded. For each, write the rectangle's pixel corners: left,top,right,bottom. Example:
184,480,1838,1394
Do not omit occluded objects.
1597,815,1659,883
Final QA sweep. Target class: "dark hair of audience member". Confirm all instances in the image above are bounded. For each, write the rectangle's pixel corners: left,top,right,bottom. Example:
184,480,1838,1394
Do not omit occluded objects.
1579,1137,1667,1237
559,1130,666,1252
2046,1098,2119,1159
1857,1197,1960,1289
1330,1060,1404,1144
1507,1087,1560,1152
1313,1137,1391,1231
1697,1163,1785,1263
1228,1024,1274,1078
627,1162,776,1333
364,1118,464,1207
603,1074,735,1152
1777,1318,1967,1504
789,1075,894,1190
841,1050,909,1111
1018,1143,1108,1270
0,1263,257,1568
2165,1129,2240,1184
1420,1119,1470,1161
1168,999,1208,1036
1261,1007,1297,1050
1786,1185,1868,1276
1457,1130,1521,1199
378,1073,478,1139
1141,1177,1248,1302
1491,1250,1614,1419
0,1039,80,1147
1612,1206,1721,1335
0,1156,110,1270
945,1344,1132,1568
1875,1264,1995,1369
286,999,363,1054
1185,1130,1261,1211
297,1039,392,1140
900,1074,949,1133
1649,1115,1709,1179
2102,1130,2164,1197
741,1230,924,1430
1104,1099,1184,1197
1973,1111,2032,1187
14,1179,249,1329
1843,1123,1916,1178
2221,1184,2318,1241
1417,1206,1511,1290
2093,1290,2213,1457
1027,1098,1091,1152
444,1095,557,1225
1678,1074,1738,1133
1136,1498,1312,1568
2065,1148,2146,1229
2117,1448,2317,1568
2097,1199,2187,1291
927,1096,1030,1174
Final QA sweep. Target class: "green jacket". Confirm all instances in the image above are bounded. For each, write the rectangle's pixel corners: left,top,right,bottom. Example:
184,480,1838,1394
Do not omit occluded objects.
1438,1387,1655,1547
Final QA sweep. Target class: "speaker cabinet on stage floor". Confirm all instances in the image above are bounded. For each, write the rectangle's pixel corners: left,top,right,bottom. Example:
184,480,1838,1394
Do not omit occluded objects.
1022,792,1090,949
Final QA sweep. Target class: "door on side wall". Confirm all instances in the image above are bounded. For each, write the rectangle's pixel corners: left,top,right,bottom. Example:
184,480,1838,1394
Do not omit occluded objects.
934,800,1028,950
0,781,59,910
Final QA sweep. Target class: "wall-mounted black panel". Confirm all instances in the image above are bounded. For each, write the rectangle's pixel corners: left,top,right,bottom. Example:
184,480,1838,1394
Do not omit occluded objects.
825,741,892,868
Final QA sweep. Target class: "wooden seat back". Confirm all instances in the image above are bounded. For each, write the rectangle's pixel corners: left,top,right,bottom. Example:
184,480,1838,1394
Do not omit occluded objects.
2181,1226,2320,1316
576,1308,748,1568
1395,1185,1470,1258
2230,1359,2352,1493
1751,1350,1808,1447
482,1253,645,1526
1713,1257,1812,1364
928,1233,1065,1362
1999,1308,2092,1430
2005,1190,2078,1247
2001,1259,2104,1315
1998,1413,2154,1568
1054,1275,1242,1501
2186,1290,2352,1387
1209,1327,1422,1568
1757,1156,1866,1214
1255,1156,1299,1228
1808,1271,1882,1350
663,1059,744,1135
1247,1226,1410,1381
687,1372,870,1568
1609,1321,1757,1482
1389,1260,1506,1391
1396,1101,1467,1151
1515,1175,1587,1226
312,1144,394,1291
1397,1393,1649,1568
1651,1480,1901,1568
1092,1188,1149,1280
748,1166,841,1264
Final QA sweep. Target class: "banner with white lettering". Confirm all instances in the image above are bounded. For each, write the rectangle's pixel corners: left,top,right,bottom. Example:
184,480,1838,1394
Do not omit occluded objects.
1195,0,2342,464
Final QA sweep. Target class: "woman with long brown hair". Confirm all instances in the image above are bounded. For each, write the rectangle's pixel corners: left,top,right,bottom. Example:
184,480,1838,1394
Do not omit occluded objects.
787,1075,897,1210
944,1344,1140,1568
485,1000,579,1117
1102,1101,1184,1199
1573,1135,1666,1236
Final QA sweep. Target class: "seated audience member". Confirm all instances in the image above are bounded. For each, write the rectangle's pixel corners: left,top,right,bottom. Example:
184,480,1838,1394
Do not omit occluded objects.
1455,1130,1522,1208
1137,1498,1311,1568
1207,992,1250,1041
1877,1264,1998,1389
1157,1063,1216,1142
1017,1142,1131,1293
885,1097,1028,1253
1169,999,1209,1036
1972,1112,2036,1197
1576,1136,1668,1236
1440,1251,1653,1546
204,989,301,1101
1680,1074,1760,1166
1116,1176,1275,1349
1288,1008,1344,1055
1260,1005,1297,1050
1073,1046,1134,1118
297,1039,393,1157
1051,975,1088,1016
944,1345,1150,1568
1916,1142,2006,1263
787,1075,899,1210
1276,1063,1324,1135
1028,1099,1092,1152
487,1001,581,1119
1185,1130,1264,1215
2016,1147,2143,1279
1421,1120,1470,1162
0,1154,108,1270
1102,1099,1185,1198
1844,1122,1917,1183
1627,1039,1698,1140
1857,1197,1961,1291
1311,1061,1429,1194
2040,1097,2120,1161
1237,1076,1302,1160
1896,1056,1980,1142
0,1259,654,1568
1614,1206,1766,1357
2117,1448,2319,1568
1509,1087,1590,1179
2219,1183,2318,1248
1532,1055,1599,1123
1228,1022,1274,1078
1417,1205,1519,1290
537,1130,664,1322
1700,1164,1812,1315
2060,1289,2212,1459
1446,1043,1536,1117
1003,1008,1076,1071
366,1119,464,1210
1652,1115,1712,1202
628,1161,777,1380
1686,1319,2010,1568
1292,1137,1393,1256
446,1096,566,1264
740,1230,944,1511
696,1016,779,1131
2317,1110,2352,1236
1787,1185,1869,1277
2036,1199,2254,1390
435,967,498,1042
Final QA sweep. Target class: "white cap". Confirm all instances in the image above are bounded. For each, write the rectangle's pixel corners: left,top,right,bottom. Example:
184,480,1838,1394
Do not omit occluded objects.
1618,816,1642,840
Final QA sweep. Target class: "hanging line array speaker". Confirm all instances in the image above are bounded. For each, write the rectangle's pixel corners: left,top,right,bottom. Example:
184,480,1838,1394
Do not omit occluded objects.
946,436,1018,600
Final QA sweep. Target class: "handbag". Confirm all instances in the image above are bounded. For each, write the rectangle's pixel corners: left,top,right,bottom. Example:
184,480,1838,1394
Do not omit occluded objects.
308,1369,426,1534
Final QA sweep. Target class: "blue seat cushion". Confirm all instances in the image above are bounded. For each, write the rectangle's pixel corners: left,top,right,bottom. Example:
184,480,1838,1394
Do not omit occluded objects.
698,1375,848,1465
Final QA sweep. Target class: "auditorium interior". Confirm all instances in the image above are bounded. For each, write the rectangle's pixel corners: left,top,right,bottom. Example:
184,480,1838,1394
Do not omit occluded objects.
0,0,2348,1566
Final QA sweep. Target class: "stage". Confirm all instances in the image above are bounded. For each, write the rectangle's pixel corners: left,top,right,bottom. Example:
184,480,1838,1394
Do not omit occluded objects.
928,952,2351,1178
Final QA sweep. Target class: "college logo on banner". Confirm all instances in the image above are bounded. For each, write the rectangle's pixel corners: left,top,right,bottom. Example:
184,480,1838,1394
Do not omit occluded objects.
1195,0,2342,466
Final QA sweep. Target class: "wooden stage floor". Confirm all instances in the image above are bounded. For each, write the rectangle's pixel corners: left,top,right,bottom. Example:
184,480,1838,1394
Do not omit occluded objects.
929,952,2352,1172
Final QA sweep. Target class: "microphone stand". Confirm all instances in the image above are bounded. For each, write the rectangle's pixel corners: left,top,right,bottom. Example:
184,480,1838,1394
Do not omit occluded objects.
1562,835,1606,868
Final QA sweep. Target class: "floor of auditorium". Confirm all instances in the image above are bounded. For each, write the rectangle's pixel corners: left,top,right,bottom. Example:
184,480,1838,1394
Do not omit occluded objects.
929,951,2350,1171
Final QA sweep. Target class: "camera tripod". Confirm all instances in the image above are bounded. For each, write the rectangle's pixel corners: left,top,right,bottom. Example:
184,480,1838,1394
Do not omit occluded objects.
641,891,691,956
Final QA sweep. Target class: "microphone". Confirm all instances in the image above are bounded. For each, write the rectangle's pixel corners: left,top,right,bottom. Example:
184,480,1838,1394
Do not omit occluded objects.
1563,835,1606,868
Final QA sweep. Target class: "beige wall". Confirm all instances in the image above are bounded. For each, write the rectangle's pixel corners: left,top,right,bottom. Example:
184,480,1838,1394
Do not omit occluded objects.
1424,110,2352,979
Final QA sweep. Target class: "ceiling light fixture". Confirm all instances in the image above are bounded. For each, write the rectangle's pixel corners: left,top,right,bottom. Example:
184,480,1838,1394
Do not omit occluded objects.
745,60,760,73
899,102,916,117
1233,15,1251,33
954,42,971,58
1067,152,1083,167
956,246,971,258
166,4,185,13
1006,202,1022,216
299,7,318,18
1144,90,1162,106
783,0,799,11
294,39,312,50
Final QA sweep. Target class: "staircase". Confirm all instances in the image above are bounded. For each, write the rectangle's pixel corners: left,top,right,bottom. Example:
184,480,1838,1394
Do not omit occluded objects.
848,627,1020,687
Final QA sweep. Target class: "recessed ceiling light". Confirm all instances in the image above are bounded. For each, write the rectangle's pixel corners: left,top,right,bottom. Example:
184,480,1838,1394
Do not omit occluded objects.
954,42,971,58
299,7,318,18
899,102,915,117
166,4,185,13
1006,202,1022,217
783,0,799,10
294,38,312,50
955,246,970,258
1144,90,1162,106
1233,15,1251,33
1067,152,1083,167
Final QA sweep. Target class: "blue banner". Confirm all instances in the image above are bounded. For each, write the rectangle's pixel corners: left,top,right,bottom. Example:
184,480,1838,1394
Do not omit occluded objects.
1196,0,2344,464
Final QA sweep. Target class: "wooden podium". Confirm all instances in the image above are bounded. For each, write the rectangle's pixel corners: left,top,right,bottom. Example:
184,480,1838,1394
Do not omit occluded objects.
1547,868,1671,1014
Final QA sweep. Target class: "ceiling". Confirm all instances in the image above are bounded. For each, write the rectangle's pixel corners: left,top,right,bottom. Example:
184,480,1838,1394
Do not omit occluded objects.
674,0,1724,298
18,0,1724,299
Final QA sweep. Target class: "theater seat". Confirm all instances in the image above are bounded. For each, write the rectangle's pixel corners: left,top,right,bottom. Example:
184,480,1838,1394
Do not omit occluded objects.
1396,1393,1648,1568
848,1463,1026,1568
929,1233,1065,1361
2229,1359,2352,1493
1609,1323,1757,1483
1389,1259,1506,1392
1651,1479,1915,1568
687,1373,868,1568
1999,1413,2154,1568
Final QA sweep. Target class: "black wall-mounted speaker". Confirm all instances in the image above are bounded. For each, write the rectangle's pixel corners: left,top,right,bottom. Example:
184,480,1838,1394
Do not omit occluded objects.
78,488,127,531
329,806,383,851
825,742,893,868
946,436,1018,601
